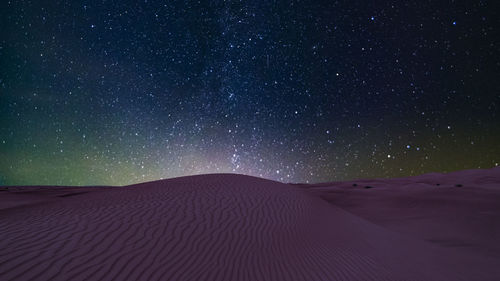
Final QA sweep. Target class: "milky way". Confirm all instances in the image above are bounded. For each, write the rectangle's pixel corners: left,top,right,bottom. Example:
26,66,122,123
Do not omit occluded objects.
1,1,499,185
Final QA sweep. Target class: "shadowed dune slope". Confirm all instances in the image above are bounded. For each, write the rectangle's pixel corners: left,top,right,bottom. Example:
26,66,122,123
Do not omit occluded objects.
1,170,499,280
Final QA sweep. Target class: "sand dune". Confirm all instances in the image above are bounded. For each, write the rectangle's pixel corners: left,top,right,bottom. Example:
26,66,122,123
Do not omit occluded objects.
1,168,499,280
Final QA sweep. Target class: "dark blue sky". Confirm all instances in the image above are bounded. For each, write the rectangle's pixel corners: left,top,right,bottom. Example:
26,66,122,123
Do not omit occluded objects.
1,0,499,185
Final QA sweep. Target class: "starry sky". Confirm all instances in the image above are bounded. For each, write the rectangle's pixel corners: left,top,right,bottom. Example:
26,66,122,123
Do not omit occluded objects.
1,0,499,186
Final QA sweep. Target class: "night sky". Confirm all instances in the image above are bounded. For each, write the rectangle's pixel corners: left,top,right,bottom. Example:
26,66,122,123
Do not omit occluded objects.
1,1,499,186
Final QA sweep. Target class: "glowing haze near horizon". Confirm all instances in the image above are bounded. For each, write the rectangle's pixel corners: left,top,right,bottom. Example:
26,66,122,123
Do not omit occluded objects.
1,1,499,186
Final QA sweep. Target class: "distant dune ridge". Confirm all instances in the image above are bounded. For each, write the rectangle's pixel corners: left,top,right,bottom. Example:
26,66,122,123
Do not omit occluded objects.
1,167,499,280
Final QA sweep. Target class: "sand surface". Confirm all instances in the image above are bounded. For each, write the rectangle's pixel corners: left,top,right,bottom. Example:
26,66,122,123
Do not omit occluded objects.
1,167,499,280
